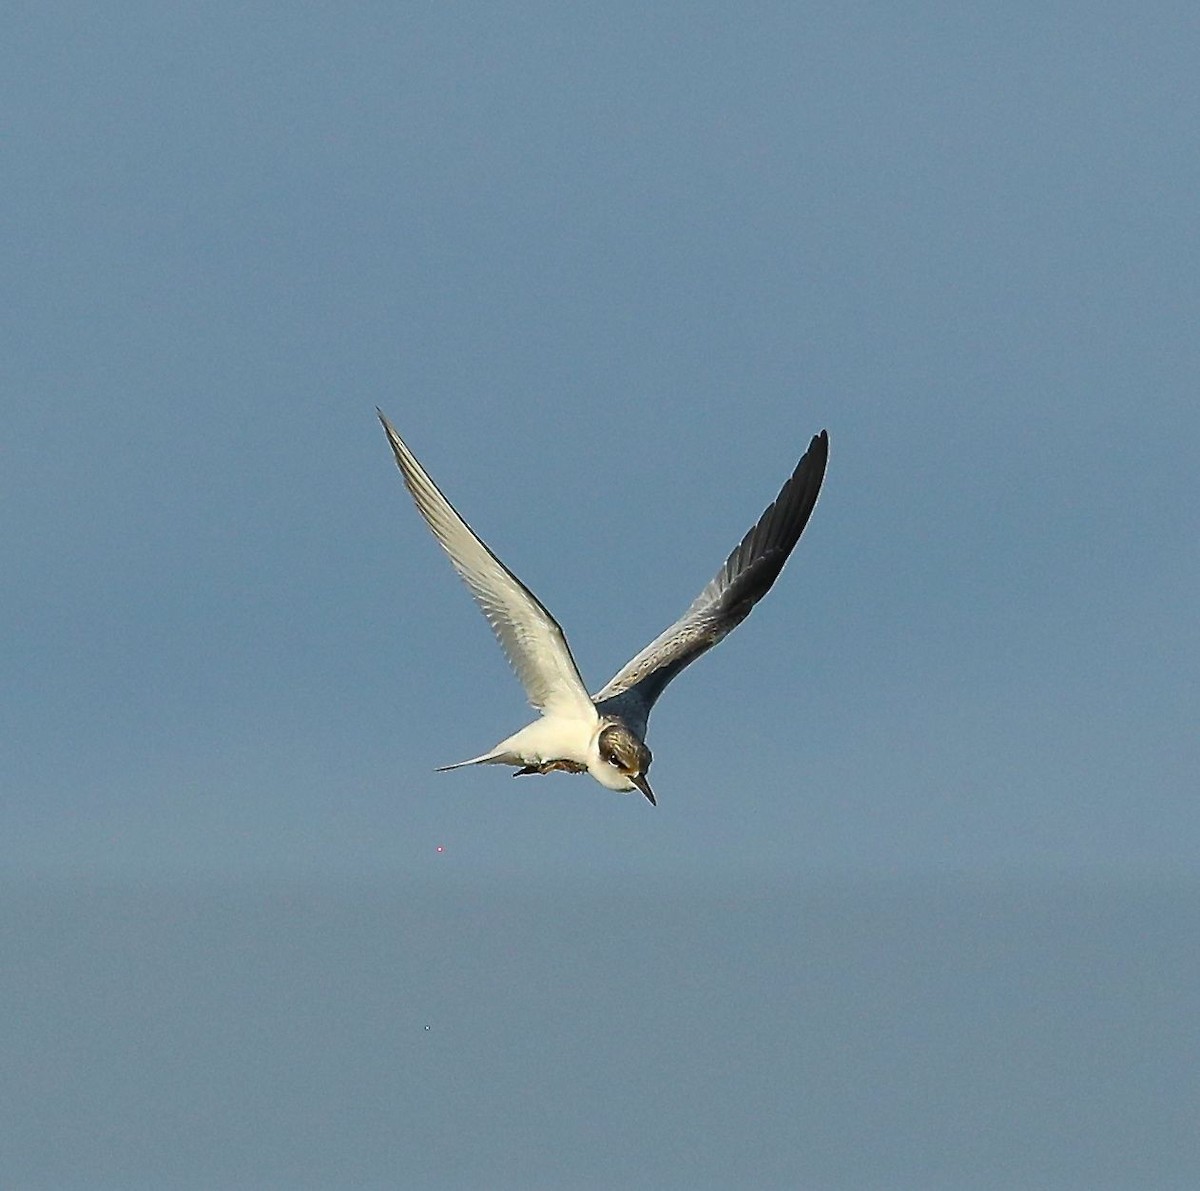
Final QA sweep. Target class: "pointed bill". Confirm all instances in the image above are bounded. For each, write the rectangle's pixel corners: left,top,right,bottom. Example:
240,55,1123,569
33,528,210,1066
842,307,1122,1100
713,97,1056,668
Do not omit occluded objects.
631,772,656,806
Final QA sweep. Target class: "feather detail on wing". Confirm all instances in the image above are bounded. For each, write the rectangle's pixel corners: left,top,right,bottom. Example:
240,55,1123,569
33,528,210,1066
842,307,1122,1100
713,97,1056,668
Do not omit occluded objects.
378,411,596,721
593,430,829,723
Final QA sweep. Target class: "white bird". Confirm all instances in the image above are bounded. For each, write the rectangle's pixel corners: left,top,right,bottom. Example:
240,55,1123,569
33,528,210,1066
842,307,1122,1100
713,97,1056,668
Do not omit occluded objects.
379,411,828,806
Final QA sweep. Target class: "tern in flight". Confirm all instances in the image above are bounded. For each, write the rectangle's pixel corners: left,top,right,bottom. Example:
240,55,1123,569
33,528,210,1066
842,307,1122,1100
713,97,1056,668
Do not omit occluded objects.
379,411,828,806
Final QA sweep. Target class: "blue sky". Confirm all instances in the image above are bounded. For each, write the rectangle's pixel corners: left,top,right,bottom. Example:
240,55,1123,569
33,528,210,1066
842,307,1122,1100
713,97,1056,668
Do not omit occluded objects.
3,7,1199,1186
5,4,1196,882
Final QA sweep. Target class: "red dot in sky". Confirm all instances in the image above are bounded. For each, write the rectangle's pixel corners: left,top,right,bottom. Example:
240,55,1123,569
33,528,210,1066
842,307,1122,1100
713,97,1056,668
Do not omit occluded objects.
435,845,445,854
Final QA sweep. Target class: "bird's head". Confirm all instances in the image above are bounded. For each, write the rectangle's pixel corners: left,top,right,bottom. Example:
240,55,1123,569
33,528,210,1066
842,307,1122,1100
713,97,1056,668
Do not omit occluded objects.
595,721,655,805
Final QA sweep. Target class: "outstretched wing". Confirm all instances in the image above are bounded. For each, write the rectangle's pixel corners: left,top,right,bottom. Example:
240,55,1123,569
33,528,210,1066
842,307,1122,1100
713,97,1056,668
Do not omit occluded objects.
379,411,595,721
594,430,828,724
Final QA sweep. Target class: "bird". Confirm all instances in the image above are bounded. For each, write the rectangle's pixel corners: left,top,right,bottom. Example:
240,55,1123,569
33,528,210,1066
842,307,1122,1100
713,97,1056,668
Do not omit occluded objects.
379,410,828,806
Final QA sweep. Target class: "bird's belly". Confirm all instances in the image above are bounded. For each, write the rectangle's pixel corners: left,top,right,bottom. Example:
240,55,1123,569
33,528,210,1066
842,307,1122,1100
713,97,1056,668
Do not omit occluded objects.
495,715,596,766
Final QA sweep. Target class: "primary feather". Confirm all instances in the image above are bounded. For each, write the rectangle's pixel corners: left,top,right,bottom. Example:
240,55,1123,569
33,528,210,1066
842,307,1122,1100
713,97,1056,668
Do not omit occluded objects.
378,412,596,721
593,430,829,729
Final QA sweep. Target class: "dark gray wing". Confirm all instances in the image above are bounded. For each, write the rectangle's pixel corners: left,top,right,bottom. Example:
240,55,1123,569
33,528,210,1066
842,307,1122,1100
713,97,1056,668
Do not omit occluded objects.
593,430,828,722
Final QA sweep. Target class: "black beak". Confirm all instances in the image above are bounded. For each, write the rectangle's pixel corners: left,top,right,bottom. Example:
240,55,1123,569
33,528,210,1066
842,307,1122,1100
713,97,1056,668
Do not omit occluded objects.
632,773,656,806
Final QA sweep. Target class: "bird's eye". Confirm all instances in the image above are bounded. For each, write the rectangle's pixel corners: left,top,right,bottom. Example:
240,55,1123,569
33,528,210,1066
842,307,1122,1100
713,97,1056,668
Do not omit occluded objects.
606,754,622,768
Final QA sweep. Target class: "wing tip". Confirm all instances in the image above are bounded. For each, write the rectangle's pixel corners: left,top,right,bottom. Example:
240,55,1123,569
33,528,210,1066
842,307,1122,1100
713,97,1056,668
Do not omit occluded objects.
809,427,830,466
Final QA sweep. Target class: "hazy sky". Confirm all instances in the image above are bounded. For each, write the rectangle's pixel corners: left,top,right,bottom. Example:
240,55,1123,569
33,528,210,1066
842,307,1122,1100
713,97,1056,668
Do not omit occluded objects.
6,3,1197,884
3,6,1199,1186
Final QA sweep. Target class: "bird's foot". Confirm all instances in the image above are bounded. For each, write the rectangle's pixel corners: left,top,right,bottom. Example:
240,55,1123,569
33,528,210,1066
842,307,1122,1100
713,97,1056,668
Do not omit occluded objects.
511,759,587,778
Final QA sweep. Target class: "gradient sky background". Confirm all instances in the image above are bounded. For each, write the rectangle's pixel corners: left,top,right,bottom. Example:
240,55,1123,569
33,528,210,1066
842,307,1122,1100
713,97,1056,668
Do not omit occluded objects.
4,5,1199,1188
